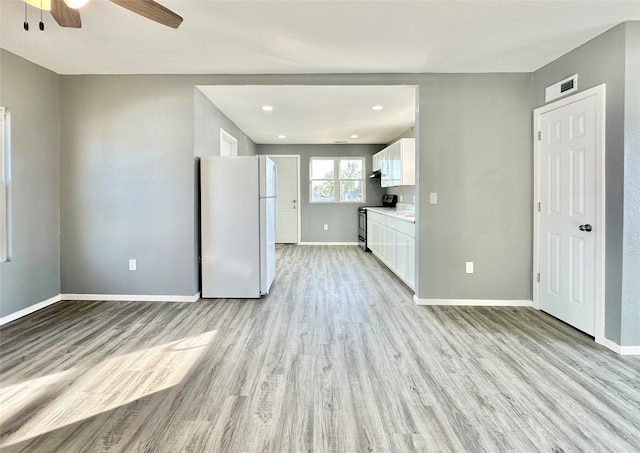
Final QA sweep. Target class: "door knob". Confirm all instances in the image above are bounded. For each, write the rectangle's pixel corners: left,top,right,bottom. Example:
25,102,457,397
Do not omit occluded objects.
579,224,593,232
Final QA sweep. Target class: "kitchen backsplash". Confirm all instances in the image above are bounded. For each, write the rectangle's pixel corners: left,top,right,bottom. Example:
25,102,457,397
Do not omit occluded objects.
385,186,415,205
396,202,415,213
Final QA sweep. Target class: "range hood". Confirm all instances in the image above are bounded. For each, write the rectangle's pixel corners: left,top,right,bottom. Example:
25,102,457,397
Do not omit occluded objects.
369,169,381,179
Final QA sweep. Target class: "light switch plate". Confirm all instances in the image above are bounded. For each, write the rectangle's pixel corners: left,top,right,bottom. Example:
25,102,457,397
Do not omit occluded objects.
129,259,137,271
466,262,474,274
429,193,438,204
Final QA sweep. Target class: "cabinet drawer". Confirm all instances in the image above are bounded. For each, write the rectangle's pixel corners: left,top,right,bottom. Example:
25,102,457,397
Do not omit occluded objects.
367,210,386,225
386,216,415,237
401,221,415,238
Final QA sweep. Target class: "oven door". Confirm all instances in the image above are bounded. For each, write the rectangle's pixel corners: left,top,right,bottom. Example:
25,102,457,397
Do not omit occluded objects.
358,210,367,250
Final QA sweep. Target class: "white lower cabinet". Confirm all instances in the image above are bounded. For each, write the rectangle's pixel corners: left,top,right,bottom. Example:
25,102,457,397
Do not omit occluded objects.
373,220,382,255
395,231,407,281
406,236,415,289
385,227,397,270
367,209,415,290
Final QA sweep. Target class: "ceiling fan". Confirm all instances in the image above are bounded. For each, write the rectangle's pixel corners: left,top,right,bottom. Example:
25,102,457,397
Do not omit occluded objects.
23,0,183,29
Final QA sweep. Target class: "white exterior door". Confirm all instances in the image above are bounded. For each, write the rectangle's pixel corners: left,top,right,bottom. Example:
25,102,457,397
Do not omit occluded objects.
270,156,299,243
538,94,597,336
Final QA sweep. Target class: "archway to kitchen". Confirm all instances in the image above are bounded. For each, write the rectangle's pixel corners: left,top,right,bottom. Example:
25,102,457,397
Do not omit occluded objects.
193,85,418,291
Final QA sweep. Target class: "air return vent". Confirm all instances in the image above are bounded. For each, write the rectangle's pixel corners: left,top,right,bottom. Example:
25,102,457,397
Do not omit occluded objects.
545,74,578,103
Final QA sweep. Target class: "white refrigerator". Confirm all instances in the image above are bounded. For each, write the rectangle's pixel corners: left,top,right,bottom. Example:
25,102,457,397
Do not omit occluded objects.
200,156,276,298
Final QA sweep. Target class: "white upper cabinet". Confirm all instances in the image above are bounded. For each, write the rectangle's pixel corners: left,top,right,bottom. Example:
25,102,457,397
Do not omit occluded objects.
376,138,415,187
372,152,382,172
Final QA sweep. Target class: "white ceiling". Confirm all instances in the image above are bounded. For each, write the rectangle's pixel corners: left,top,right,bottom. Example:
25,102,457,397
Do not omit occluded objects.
1,1,638,145
198,85,416,144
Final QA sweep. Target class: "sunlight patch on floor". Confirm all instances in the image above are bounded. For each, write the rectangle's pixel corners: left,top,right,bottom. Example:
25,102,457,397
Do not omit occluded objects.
0,330,218,446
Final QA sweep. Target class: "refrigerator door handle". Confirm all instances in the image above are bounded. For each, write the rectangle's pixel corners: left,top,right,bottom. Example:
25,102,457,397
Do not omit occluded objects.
273,163,278,230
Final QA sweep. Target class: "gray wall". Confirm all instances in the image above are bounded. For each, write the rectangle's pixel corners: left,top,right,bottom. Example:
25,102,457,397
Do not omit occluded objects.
60,75,199,296
0,50,61,317
257,144,385,242
532,21,639,345
621,22,640,346
418,74,533,301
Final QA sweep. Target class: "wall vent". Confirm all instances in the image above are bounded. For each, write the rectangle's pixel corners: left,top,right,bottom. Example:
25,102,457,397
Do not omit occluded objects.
545,74,578,103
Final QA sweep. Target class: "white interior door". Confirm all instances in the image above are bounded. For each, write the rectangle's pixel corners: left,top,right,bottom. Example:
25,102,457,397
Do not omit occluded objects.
537,94,598,336
270,156,299,243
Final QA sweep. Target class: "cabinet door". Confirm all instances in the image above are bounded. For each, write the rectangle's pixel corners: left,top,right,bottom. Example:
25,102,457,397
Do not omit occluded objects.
399,139,416,186
385,226,397,270
372,152,381,171
377,222,384,259
395,232,407,280
406,236,416,290
380,150,391,187
371,220,381,256
390,143,402,186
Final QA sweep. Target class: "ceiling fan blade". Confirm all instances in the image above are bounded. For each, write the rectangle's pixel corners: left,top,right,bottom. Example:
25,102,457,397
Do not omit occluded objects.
110,0,183,29
50,0,82,28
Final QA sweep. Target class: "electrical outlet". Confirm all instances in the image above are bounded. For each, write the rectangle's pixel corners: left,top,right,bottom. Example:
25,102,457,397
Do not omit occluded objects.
129,259,137,271
466,262,474,274
399,195,403,202
323,224,328,231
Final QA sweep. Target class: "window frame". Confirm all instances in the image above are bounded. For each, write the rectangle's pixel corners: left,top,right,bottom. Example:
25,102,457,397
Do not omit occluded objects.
309,156,366,204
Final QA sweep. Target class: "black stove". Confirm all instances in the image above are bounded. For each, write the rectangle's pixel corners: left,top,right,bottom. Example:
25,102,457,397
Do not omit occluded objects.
358,195,397,251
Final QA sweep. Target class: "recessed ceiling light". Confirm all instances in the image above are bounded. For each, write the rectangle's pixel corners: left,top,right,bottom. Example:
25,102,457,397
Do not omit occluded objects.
371,105,383,111
350,135,359,139
262,105,274,111
278,134,286,139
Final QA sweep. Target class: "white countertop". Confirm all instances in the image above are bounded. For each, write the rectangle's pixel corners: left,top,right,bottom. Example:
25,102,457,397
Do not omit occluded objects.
366,206,415,223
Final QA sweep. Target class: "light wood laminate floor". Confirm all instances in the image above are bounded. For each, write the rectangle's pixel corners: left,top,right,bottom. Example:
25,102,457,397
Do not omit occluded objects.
1,245,639,452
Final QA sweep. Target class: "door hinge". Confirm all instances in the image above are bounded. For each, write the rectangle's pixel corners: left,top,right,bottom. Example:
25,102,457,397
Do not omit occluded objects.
537,202,541,212
537,273,540,283
537,131,541,141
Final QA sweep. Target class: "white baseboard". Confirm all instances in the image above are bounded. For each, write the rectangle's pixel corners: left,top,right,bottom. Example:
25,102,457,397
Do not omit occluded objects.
596,337,640,356
61,293,201,303
298,242,359,246
413,295,533,307
0,294,62,326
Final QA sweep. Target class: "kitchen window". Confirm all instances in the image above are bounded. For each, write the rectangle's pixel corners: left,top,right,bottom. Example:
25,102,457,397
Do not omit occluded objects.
1,107,8,263
310,157,365,203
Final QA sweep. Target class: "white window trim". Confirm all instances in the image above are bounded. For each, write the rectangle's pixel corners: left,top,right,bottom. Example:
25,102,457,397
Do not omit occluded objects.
309,156,366,203
1,107,8,263
220,128,238,156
